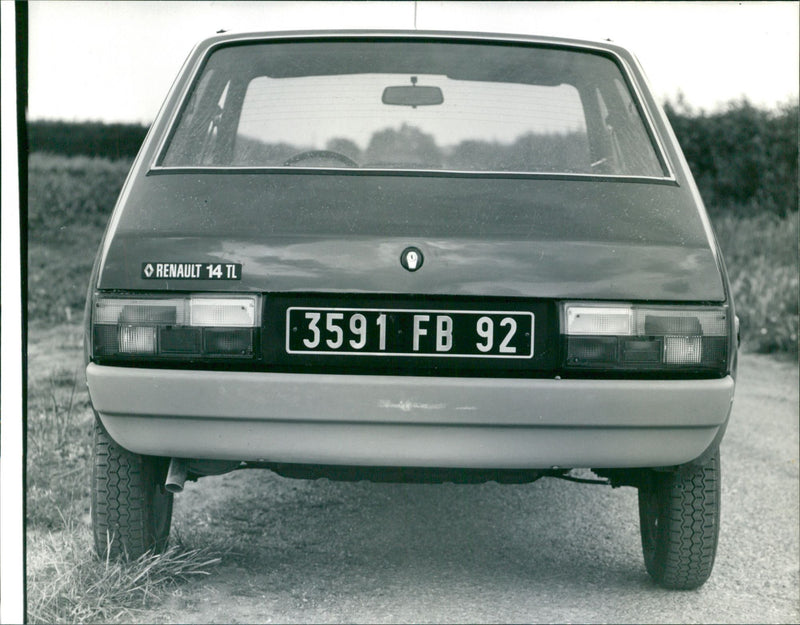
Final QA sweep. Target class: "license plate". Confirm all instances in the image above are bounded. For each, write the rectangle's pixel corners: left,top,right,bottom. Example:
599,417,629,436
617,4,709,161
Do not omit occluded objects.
286,307,534,358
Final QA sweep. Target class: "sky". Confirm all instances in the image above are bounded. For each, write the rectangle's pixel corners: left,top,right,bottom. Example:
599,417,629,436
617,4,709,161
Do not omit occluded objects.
26,0,799,124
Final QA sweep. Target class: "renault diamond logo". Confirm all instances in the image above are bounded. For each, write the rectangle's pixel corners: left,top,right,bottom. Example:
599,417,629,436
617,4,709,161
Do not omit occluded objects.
401,247,423,272
143,263,154,278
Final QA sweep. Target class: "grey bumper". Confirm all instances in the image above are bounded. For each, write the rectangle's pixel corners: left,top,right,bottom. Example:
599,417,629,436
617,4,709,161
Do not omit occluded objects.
87,364,734,469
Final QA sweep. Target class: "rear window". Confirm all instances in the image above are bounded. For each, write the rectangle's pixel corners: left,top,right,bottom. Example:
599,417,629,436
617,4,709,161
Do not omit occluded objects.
160,40,666,177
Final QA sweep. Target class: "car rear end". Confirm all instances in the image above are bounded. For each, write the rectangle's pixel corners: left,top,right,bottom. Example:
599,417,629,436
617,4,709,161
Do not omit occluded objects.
85,31,736,587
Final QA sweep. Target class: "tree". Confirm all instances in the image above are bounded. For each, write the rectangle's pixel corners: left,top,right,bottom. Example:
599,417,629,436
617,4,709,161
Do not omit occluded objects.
365,123,442,167
325,137,362,162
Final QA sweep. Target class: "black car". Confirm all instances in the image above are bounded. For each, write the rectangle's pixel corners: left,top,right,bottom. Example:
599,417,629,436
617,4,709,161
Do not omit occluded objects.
85,30,737,589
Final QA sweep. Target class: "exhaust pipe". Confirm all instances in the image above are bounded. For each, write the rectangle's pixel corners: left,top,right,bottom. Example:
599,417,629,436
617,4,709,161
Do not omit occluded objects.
165,458,189,493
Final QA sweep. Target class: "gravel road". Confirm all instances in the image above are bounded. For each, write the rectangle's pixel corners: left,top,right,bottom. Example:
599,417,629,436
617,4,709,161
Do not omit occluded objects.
139,353,799,624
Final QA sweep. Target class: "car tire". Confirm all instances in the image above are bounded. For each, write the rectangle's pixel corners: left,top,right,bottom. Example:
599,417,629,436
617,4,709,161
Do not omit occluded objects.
637,448,721,590
91,416,173,560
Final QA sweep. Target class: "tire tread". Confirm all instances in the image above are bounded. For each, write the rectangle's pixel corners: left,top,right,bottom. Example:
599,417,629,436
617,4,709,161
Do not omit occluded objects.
639,451,721,590
92,418,172,559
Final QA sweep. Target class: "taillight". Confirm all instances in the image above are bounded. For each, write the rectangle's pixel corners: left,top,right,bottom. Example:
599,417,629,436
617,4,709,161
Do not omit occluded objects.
92,294,259,361
561,303,728,374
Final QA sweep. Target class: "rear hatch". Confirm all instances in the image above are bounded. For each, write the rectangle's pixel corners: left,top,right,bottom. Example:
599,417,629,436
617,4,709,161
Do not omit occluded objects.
100,173,722,299
96,172,724,376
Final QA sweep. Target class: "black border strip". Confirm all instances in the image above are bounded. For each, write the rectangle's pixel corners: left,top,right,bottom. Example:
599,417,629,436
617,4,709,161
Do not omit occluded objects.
146,166,680,186
16,1,29,620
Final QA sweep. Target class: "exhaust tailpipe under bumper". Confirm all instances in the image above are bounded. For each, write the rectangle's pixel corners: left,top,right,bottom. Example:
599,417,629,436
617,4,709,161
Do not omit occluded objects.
165,458,189,493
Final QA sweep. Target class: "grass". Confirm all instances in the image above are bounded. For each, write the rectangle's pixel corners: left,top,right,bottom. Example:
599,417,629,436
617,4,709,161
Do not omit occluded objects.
26,324,92,529
27,525,220,624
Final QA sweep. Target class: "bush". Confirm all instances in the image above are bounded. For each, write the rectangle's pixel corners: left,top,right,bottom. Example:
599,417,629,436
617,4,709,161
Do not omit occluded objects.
665,98,799,217
711,211,799,354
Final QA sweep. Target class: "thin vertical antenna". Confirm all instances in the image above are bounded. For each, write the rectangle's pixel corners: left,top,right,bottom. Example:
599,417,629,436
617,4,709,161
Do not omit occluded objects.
414,1,418,30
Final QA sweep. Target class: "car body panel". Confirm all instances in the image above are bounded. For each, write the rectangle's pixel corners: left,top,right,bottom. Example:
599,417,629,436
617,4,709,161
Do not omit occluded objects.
98,173,724,301
87,363,733,467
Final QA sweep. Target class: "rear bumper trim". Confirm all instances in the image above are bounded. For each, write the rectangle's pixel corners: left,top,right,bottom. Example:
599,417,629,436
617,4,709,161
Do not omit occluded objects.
87,363,734,468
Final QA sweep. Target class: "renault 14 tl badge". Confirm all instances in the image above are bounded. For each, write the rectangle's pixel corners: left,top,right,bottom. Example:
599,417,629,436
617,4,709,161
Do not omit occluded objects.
141,262,242,280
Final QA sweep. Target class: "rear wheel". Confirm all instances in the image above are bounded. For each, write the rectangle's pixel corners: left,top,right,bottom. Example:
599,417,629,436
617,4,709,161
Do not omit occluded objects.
638,449,721,589
92,417,173,559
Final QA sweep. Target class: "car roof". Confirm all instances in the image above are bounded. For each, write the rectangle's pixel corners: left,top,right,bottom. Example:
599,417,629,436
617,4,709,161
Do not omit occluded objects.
189,29,637,61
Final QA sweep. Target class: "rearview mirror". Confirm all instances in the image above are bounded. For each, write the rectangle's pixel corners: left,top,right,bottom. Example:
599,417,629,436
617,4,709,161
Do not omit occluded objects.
382,85,444,107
